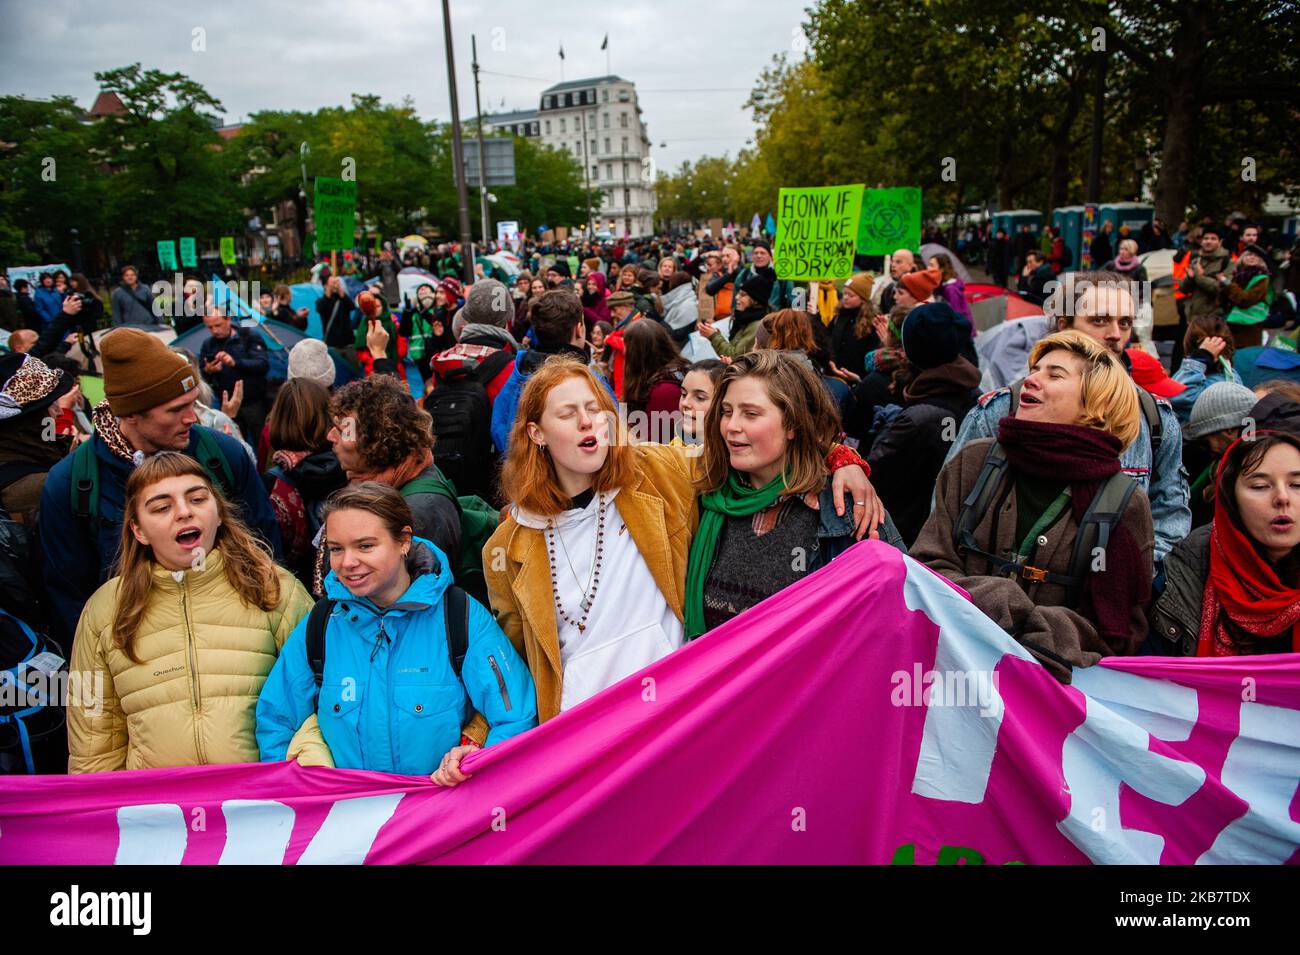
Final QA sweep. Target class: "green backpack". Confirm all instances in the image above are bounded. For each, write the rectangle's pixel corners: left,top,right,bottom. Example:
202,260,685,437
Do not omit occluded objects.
399,472,496,604
70,428,235,528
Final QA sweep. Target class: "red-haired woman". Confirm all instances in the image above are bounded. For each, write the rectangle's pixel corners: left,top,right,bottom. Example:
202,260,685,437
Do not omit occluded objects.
485,356,881,723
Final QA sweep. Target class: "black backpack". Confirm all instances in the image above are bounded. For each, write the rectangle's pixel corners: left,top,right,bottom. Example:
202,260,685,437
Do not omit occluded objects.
952,442,1138,609
423,352,511,499
303,585,470,689
0,462,49,627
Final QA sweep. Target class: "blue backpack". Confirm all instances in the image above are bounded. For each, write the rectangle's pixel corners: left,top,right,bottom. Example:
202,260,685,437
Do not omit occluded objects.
0,609,68,774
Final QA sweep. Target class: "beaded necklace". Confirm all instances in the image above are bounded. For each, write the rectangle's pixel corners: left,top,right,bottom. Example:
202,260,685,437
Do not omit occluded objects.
545,492,608,633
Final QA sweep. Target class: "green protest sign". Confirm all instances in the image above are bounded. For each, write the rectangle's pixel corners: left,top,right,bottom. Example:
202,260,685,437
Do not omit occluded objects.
156,240,178,271
772,184,864,281
179,237,197,268
314,176,358,252
857,187,922,255
219,237,236,265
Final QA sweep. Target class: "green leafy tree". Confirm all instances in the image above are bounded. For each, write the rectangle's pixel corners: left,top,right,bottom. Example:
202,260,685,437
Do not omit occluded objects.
90,64,244,263
0,95,105,266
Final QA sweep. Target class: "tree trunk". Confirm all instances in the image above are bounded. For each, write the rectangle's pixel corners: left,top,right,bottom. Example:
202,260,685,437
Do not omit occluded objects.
996,131,1015,209
1152,6,1211,226
1048,78,1085,211
948,182,965,249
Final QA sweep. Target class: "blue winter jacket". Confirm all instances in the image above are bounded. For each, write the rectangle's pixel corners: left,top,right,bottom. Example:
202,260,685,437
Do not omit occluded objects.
33,287,64,327
944,383,1191,566
39,424,282,647
1170,353,1243,423
256,539,537,775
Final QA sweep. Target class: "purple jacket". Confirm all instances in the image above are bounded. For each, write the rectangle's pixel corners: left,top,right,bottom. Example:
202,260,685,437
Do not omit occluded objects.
939,279,974,328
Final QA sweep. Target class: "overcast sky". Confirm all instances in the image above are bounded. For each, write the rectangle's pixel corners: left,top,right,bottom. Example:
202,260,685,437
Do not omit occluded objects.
0,0,814,173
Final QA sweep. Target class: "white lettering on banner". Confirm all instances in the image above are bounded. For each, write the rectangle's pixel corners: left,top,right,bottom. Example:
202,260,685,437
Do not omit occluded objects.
115,804,187,865
295,793,405,865
114,794,404,864
903,557,1029,803
1198,702,1300,864
1058,667,1204,864
218,800,295,865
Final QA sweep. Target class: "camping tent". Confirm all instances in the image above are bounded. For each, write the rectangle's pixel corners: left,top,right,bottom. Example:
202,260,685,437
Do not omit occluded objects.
170,317,309,357
963,283,1043,332
918,243,972,283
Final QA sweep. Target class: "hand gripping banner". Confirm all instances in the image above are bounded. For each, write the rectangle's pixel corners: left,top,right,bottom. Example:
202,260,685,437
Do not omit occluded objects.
2,542,1297,864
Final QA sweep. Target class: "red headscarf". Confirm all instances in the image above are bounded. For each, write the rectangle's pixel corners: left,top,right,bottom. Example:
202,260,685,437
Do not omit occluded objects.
1197,433,1300,656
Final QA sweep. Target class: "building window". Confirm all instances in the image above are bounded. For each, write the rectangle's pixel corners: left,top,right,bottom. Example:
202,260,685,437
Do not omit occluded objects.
560,117,566,133
603,113,610,129
592,165,598,179
543,95,552,109
604,137,611,153
602,89,609,103
606,163,612,179
565,93,573,107
622,136,629,152
591,140,597,154
531,122,539,136
620,112,628,128
545,120,551,134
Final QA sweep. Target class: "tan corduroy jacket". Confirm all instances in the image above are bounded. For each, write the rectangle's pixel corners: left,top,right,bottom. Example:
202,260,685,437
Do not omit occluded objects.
484,443,700,722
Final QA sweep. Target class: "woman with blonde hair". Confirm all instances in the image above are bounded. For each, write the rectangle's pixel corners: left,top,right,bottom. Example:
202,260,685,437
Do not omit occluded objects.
68,452,314,772
912,329,1154,681
485,355,880,722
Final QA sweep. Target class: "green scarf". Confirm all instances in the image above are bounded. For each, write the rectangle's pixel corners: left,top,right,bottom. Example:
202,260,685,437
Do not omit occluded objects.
684,471,786,639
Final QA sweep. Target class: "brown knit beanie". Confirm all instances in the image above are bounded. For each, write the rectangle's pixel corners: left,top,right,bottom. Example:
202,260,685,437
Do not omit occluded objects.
845,273,874,303
102,327,199,416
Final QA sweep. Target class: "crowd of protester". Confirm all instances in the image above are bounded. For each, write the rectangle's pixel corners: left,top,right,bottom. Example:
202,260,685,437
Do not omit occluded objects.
1,221,1297,784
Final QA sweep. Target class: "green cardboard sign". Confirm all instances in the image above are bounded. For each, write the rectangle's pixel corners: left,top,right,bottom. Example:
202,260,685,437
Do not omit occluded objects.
219,237,236,265
179,237,197,268
156,240,178,271
857,187,921,256
772,184,864,281
314,176,358,252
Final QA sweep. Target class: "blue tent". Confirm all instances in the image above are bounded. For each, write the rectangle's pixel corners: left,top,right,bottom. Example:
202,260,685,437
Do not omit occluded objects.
289,283,325,338
171,317,309,385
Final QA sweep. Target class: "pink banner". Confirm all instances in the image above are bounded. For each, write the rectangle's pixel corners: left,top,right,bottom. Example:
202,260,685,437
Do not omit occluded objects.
2,542,1298,864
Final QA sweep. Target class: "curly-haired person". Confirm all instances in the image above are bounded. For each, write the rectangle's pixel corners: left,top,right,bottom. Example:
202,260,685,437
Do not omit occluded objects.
327,374,462,563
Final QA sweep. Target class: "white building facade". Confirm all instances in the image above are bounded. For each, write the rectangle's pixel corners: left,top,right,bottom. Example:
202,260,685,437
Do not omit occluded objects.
484,75,657,238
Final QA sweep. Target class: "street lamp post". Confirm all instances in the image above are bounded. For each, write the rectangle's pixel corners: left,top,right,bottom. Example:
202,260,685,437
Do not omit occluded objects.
471,34,491,247
299,141,310,260
441,0,476,284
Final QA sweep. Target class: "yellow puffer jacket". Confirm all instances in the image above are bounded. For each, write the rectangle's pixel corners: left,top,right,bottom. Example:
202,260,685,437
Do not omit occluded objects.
68,547,315,773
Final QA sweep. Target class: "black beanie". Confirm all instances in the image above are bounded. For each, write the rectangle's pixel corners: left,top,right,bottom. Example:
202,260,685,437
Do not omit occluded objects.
901,302,972,370
740,272,774,306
